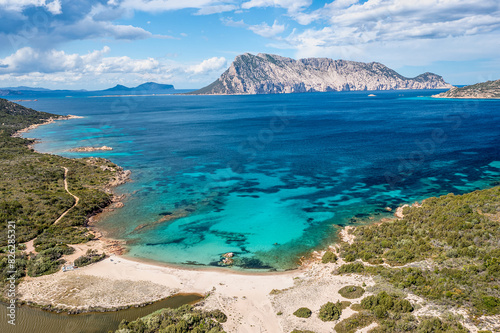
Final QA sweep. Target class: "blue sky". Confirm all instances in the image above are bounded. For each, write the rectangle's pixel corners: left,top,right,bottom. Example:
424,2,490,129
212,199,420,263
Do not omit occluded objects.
0,0,499,89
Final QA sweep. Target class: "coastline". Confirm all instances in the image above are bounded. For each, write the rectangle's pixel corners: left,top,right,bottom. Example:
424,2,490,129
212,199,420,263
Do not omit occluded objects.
13,118,377,331
11,115,391,332
13,115,499,332
12,114,84,139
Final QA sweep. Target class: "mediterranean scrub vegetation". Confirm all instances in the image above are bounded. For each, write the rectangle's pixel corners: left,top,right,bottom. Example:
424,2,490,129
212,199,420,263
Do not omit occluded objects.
0,98,119,285
74,249,106,267
115,304,227,333
337,186,500,316
293,307,312,318
335,291,467,333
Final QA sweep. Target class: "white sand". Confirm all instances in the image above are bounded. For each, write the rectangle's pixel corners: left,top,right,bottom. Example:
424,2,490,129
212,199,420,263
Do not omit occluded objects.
19,247,379,332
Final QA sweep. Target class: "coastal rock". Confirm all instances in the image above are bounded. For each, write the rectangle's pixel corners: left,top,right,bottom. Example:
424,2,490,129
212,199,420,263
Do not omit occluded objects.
191,53,453,95
221,258,234,265
111,202,124,209
222,252,234,258
70,146,113,152
395,204,409,219
433,79,500,99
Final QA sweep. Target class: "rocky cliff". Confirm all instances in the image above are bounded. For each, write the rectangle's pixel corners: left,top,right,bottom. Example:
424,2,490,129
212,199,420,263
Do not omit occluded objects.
191,53,452,95
433,79,500,99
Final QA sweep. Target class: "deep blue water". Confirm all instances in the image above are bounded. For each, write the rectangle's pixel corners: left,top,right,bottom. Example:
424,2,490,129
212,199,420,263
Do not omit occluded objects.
12,90,500,270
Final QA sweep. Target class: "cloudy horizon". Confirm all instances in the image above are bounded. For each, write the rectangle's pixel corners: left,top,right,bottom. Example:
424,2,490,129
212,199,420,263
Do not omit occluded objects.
0,0,499,89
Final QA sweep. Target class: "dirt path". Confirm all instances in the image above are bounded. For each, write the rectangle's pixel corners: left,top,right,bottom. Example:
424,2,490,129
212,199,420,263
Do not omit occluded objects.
54,167,80,224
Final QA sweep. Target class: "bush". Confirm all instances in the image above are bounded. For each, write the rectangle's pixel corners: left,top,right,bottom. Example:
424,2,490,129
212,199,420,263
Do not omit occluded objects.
210,309,227,323
319,301,342,321
334,311,375,333
338,285,365,299
74,249,106,267
322,251,337,263
416,317,468,333
337,263,365,274
293,307,312,318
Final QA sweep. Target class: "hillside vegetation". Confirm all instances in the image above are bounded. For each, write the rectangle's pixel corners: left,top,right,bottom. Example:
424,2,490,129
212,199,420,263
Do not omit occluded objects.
115,304,227,333
337,186,500,317
0,98,121,285
434,79,500,98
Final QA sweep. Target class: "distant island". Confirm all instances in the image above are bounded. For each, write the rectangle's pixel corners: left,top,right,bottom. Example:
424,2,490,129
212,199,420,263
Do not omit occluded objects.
103,82,174,93
433,79,500,99
189,53,453,95
0,82,176,97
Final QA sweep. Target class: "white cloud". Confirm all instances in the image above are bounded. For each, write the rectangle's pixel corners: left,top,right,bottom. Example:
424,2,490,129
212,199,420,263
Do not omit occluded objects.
0,47,229,89
241,0,311,14
222,18,286,37
120,0,238,14
248,20,285,37
274,0,500,61
0,0,62,14
195,4,238,15
187,57,227,74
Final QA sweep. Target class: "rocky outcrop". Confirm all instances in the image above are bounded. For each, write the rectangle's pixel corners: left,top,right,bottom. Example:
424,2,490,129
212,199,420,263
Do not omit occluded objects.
432,79,500,99
70,146,113,152
191,53,452,95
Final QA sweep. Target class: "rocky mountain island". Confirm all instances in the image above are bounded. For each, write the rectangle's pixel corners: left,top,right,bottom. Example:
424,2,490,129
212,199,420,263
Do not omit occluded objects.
433,79,500,99
190,53,452,95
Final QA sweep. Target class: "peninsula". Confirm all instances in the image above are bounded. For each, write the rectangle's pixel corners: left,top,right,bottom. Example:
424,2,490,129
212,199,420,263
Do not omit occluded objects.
190,53,452,95
433,79,500,99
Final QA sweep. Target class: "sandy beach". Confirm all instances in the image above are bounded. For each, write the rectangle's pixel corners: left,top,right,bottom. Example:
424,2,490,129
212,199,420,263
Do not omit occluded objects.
18,242,376,332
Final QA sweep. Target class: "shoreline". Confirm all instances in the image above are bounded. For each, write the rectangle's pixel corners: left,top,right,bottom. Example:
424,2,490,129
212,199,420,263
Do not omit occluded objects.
15,115,497,332
12,114,84,139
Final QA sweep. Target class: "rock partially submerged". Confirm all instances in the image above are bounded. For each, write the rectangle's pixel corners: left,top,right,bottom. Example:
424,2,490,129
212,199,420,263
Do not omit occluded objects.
70,146,113,152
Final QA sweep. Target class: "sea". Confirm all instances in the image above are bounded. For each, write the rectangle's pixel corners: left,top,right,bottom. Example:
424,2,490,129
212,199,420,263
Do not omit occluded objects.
11,90,500,271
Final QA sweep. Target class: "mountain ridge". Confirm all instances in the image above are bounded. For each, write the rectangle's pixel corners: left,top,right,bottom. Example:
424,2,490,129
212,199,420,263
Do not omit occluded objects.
190,53,453,95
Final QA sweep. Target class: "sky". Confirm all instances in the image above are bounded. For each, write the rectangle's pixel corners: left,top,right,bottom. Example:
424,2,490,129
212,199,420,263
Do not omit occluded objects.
0,0,499,89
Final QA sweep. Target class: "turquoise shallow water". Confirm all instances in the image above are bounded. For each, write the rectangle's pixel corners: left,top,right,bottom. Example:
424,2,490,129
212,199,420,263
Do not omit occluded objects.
14,90,500,270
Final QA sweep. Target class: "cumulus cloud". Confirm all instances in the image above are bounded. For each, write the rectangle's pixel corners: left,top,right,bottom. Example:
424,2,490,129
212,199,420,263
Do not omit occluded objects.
275,0,500,60
241,0,312,14
1,0,63,14
0,47,229,88
222,18,286,38
120,0,238,14
187,57,227,74
248,20,285,37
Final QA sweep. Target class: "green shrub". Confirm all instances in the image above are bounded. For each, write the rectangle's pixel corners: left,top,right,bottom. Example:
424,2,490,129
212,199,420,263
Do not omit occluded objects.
416,317,468,333
337,263,365,274
360,292,413,317
334,311,375,333
293,307,312,318
322,251,337,263
338,285,365,299
319,301,342,321
74,249,106,267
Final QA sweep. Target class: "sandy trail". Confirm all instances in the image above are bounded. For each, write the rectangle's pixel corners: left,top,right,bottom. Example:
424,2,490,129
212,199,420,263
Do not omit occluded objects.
54,166,80,224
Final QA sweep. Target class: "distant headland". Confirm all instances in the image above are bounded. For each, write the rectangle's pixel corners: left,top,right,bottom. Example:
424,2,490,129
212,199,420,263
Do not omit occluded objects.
433,79,500,99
